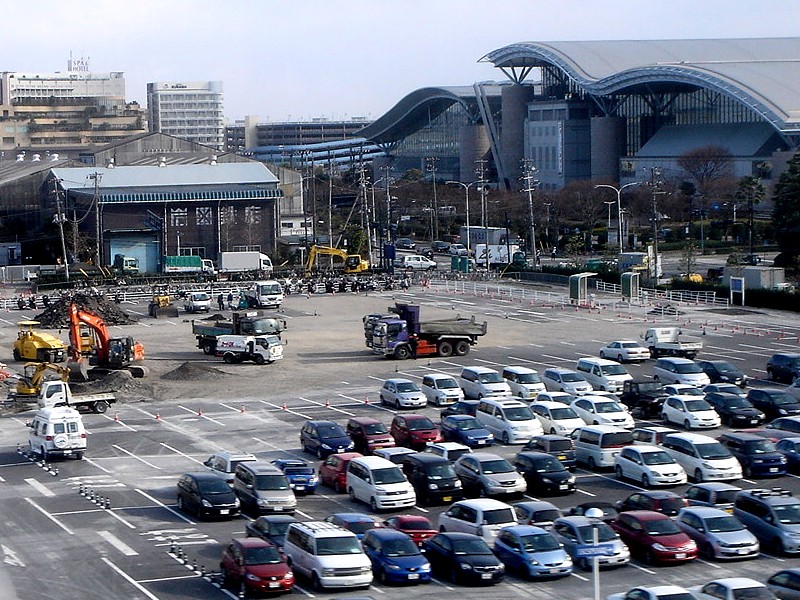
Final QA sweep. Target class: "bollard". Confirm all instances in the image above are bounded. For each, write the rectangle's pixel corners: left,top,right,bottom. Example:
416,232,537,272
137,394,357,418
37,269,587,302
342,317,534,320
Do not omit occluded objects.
51,468,58,477
325,400,330,408
197,409,203,417
155,412,161,420
104,497,111,509
192,559,198,572
170,540,176,554
79,484,85,496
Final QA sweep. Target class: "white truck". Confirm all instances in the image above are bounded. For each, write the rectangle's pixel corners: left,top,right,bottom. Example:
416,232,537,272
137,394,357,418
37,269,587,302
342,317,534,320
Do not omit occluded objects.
218,252,273,276
36,380,117,414
215,334,283,365
643,327,703,359
475,243,521,265
243,280,284,309
183,291,212,313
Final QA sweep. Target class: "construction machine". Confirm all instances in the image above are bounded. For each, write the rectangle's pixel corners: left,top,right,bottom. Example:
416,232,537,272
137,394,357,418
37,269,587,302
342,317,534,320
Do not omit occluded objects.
11,362,70,399
12,321,68,363
67,304,145,380
305,245,369,276
148,293,179,318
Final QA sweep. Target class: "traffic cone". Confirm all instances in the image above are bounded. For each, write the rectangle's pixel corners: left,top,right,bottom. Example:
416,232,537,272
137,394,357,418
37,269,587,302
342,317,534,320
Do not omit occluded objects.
197,409,203,417
364,397,370,405
155,412,161,420
113,413,119,422
325,400,330,408
240,405,246,413
281,402,287,410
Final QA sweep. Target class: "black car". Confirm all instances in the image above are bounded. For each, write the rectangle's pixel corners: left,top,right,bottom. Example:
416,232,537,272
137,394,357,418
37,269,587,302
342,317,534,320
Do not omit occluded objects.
431,240,451,254
704,392,765,427
300,420,355,459
767,353,800,384
615,490,686,517
718,432,787,478
620,380,668,419
395,237,416,250
524,434,576,471
746,389,800,421
567,501,618,523
696,360,748,387
767,417,800,434
176,472,240,520
441,400,480,418
245,515,300,550
421,532,505,585
513,451,576,495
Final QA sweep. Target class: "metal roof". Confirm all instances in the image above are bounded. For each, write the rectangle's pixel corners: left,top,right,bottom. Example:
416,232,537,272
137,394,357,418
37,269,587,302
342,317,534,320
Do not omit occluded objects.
481,38,800,134
637,122,783,157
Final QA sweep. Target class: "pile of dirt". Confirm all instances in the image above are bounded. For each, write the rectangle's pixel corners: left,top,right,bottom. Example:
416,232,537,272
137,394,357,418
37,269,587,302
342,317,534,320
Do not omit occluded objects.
33,292,138,329
70,370,154,401
160,361,228,381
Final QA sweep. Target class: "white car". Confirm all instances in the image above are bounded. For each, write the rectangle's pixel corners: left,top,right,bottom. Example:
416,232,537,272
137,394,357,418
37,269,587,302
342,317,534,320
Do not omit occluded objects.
599,341,651,363
424,442,472,462
653,358,711,387
570,396,635,429
420,373,464,406
449,244,469,256
542,368,593,395
663,384,705,398
608,586,697,600
613,445,687,487
530,401,586,436
379,378,426,409
534,391,575,405
662,396,721,430
690,578,775,600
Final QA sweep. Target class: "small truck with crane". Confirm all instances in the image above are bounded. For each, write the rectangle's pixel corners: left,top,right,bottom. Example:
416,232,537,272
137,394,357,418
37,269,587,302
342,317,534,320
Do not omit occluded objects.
192,311,286,355
369,303,487,360
7,362,116,413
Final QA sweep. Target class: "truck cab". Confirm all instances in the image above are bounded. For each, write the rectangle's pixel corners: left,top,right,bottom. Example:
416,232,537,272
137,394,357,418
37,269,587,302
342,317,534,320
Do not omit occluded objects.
183,292,212,313
244,280,284,309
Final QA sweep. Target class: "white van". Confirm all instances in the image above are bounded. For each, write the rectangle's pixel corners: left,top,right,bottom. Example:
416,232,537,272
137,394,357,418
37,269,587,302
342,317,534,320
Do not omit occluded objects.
652,357,711,387
571,424,633,470
475,398,543,444
661,432,743,482
345,456,416,511
183,291,211,313
459,366,512,399
28,406,87,460
575,357,632,394
502,366,546,400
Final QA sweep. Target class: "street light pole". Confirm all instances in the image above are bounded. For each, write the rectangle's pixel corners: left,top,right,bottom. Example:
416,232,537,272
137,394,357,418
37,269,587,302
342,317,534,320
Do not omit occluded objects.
585,507,604,600
446,181,475,254
594,182,640,254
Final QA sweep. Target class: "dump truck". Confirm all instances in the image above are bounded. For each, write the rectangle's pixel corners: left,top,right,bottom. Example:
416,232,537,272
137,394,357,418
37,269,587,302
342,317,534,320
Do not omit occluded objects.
370,303,487,360
216,334,283,364
643,326,703,359
192,311,286,355
113,254,140,275
163,255,217,278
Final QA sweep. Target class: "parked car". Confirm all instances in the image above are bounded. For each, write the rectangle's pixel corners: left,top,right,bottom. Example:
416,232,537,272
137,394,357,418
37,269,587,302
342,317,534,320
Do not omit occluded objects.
607,586,698,600
453,452,527,498
530,400,585,435
176,472,240,519
696,360,748,387
394,237,416,250
734,487,800,555
300,420,354,459
437,498,517,543
449,244,470,256
789,379,800,402
571,396,635,429
675,506,759,560
373,447,418,465
776,438,800,471
767,568,800,600
324,512,382,539
219,538,294,595
690,578,777,600
423,441,472,462
390,414,442,450
616,490,687,517
494,525,573,579
513,451,576,495
567,501,619,523
346,417,395,455
767,353,800,383
382,514,438,546
610,510,697,565
270,459,318,494
704,383,747,397
421,373,464,406
613,445,687,487
401,452,463,505
747,389,800,421
718,431,787,478
661,432,743,482
245,515,300,551
440,415,494,447
652,357,711,387
346,455,416,511
459,366,512,399
661,396,721,430
524,434,576,470
535,391,576,405
511,500,561,528
631,426,677,446
542,368,593,395
599,340,650,363
768,416,800,434
704,392,765,427
551,515,631,571
317,452,362,493
421,532,505,585
431,240,450,253
440,399,480,418
502,365,547,399
203,451,257,485
683,482,742,512
361,528,431,585
380,378,427,409
662,383,705,397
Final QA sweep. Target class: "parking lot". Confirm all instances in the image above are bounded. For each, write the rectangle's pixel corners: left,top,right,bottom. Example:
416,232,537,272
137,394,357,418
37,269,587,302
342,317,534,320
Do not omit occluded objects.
1,279,799,600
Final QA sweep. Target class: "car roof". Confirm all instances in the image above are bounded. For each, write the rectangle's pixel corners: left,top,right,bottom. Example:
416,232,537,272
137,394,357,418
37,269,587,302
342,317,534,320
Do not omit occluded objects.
331,512,377,523
502,524,549,536
375,447,416,456
679,506,731,518
255,514,299,523
517,451,556,461
185,472,227,482
365,528,412,541
406,453,449,464
514,500,559,511
632,490,682,499
547,367,577,374
242,462,284,474
232,537,276,549
503,365,536,373
623,510,672,521
470,451,506,461
429,441,470,449
705,578,767,589
390,514,434,525
348,416,382,424
308,419,339,427
433,531,481,540
272,459,309,467
427,372,457,380
353,456,399,468
532,400,574,409
531,434,571,441
443,414,477,421
688,482,741,492
400,414,433,421
627,445,665,453
452,498,512,510
385,377,415,384
462,366,499,374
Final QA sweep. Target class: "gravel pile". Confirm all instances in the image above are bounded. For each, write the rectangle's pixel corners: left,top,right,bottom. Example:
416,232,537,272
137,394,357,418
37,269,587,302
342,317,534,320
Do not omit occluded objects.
33,293,138,329
161,362,228,381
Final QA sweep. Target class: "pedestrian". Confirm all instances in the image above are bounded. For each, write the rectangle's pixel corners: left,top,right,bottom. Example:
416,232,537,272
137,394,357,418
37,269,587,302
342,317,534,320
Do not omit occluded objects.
227,292,233,310
217,293,224,311
551,247,557,260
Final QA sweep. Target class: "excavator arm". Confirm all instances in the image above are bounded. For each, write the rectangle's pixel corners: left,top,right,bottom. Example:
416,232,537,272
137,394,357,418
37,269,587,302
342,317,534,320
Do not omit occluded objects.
67,303,144,379
305,245,367,275
15,362,70,397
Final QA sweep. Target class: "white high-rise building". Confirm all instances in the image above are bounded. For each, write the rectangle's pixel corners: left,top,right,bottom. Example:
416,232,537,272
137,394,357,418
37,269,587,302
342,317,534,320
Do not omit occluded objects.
147,81,224,150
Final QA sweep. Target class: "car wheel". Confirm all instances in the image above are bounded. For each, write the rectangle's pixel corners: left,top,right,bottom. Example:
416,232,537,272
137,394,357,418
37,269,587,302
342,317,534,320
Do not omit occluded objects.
743,464,752,478
378,567,388,584
550,428,557,435
767,368,776,381
694,469,704,483
501,432,510,444
684,419,692,431
615,465,623,480
642,474,650,488
93,400,109,414
438,341,453,357
394,346,411,360
644,550,655,565
312,572,324,592
617,354,625,363
478,485,488,498
587,457,597,470
661,413,670,425
316,447,324,460
177,495,184,512
370,497,379,512
599,351,606,359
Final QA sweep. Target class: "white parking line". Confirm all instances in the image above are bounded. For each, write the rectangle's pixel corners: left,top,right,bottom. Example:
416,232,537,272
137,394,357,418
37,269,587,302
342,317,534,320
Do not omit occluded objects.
112,445,162,470
259,400,313,420
429,576,454,590
177,405,225,425
630,563,656,574
25,498,73,534
24,478,54,497
695,557,722,569
101,557,161,600
102,413,137,431
135,489,194,524
301,396,355,417
98,530,138,556
159,443,204,464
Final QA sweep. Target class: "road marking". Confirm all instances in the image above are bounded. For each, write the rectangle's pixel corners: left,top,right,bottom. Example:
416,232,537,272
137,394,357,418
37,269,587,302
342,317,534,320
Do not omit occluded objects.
2,545,25,567
575,488,596,497
570,572,589,581
541,353,575,363
369,584,386,594
84,457,113,474
99,530,138,556
24,478,54,497
259,400,313,420
293,582,314,597
135,489,194,524
696,557,722,569
630,563,656,574
101,557,161,600
177,405,225,425
102,413,137,431
24,498,73,534
159,442,204,464
300,396,355,417
113,445,162,470
429,576,454,590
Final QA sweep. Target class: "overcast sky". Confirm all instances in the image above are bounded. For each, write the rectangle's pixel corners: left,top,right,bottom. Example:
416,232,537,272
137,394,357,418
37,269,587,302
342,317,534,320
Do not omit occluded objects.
3,0,797,123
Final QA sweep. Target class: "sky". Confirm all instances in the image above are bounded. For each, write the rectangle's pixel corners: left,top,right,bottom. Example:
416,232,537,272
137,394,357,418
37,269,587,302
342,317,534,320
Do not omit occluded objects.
2,0,798,124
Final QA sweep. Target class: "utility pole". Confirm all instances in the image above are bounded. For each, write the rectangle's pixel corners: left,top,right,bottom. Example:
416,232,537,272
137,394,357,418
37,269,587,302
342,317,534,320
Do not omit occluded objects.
52,178,69,281
426,157,439,240
475,159,490,271
89,172,103,267
646,167,664,281
521,159,539,263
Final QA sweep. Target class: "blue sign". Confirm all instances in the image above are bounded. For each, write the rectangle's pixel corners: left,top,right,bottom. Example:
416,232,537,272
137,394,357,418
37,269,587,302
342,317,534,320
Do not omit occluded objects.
575,544,615,558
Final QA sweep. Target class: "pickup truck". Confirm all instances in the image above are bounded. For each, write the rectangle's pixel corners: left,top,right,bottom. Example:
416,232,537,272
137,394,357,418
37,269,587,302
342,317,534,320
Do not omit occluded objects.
620,380,668,419
36,380,116,414
643,327,703,359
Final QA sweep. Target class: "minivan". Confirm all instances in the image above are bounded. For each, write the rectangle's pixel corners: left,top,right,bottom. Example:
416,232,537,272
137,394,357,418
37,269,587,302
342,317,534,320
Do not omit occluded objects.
437,498,517,543
27,406,87,460
734,488,800,555
401,453,464,505
717,432,787,478
661,432,742,482
571,424,633,470
475,398,542,444
502,366,546,400
346,417,395,455
346,456,416,511
459,366,512,399
575,357,632,394
420,373,464,406
653,358,711,387
233,462,297,514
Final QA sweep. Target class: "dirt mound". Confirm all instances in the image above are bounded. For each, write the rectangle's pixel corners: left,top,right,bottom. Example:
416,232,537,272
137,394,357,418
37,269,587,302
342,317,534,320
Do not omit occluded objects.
161,361,228,381
34,292,138,329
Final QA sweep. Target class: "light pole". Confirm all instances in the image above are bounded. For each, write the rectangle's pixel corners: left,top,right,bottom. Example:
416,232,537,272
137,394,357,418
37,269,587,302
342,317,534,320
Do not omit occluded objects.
446,181,475,254
426,157,439,240
594,182,640,253
521,160,539,262
585,507,604,600
603,200,614,249
645,167,664,280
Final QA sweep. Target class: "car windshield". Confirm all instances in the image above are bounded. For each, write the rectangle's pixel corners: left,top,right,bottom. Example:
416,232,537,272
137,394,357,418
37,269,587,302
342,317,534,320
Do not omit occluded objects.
319,424,346,437
642,451,675,465
254,475,289,490
316,536,363,555
774,503,800,524
454,417,482,430
539,439,572,451
478,372,504,384
551,407,579,420
480,459,514,474
726,397,753,409
452,537,493,555
396,382,420,393
519,533,560,552
383,538,420,557
595,401,624,414
643,518,681,535
244,545,282,565
716,489,739,504
436,378,459,389
284,466,315,476
685,399,713,412
363,422,388,435
677,387,704,396
577,524,617,542
705,516,744,533
407,418,436,431
696,443,731,460
397,518,433,531
198,478,232,494
560,372,585,383
731,587,778,600
484,508,515,524
638,382,663,392
532,457,565,472
744,440,777,453
674,363,703,374
716,385,743,395
518,373,542,384
770,393,797,406
372,467,406,485
713,363,739,374
601,365,628,376
426,463,457,480
505,406,534,421
265,520,292,536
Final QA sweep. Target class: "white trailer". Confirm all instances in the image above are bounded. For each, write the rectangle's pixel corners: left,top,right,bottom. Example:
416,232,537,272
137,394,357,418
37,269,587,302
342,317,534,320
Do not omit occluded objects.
474,244,521,265
215,334,283,365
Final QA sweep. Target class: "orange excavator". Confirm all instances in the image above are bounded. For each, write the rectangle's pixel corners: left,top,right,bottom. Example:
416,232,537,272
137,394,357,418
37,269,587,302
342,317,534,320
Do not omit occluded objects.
67,303,145,380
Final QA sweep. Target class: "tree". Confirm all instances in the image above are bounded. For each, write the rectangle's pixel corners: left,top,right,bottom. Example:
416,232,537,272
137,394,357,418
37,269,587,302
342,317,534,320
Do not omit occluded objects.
677,146,735,196
771,152,800,272
557,181,605,251
735,175,766,254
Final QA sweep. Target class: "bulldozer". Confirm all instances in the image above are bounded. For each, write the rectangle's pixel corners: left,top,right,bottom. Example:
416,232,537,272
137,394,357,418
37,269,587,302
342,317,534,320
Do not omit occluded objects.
12,321,68,363
148,293,179,318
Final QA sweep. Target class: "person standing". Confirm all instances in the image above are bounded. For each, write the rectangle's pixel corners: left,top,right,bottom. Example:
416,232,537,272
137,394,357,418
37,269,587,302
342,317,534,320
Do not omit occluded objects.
217,293,224,311
227,291,234,310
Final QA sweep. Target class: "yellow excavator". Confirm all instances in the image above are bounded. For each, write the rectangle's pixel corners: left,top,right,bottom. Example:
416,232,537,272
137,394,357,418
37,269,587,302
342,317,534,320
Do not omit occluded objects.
12,321,68,363
12,361,70,399
305,245,369,276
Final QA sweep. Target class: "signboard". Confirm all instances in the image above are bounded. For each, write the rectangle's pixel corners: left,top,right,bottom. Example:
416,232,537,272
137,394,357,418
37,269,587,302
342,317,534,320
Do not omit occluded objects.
730,276,745,306
575,543,615,558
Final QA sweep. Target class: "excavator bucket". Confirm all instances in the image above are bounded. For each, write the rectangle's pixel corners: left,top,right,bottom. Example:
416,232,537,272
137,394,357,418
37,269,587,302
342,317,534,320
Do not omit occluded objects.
66,357,90,382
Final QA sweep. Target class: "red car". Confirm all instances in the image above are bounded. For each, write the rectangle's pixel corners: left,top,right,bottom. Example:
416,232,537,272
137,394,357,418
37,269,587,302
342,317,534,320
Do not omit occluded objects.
390,414,442,450
346,416,396,454
383,514,438,546
317,452,362,493
610,510,697,565
219,538,294,595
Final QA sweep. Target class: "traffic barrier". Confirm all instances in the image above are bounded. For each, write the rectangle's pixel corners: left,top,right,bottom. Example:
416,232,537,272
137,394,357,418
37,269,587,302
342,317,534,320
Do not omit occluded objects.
104,497,111,509
50,467,58,477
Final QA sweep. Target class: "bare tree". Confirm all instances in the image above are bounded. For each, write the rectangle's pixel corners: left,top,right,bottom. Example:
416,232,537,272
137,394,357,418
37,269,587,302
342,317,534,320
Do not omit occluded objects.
557,181,606,251
677,146,735,196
